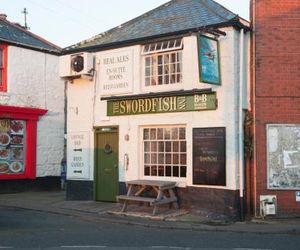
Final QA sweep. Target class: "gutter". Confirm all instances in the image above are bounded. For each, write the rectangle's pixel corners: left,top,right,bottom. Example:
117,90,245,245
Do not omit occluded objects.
0,38,61,55
238,28,245,221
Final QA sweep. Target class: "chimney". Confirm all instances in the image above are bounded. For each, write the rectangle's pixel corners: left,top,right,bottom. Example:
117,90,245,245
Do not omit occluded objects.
0,14,7,20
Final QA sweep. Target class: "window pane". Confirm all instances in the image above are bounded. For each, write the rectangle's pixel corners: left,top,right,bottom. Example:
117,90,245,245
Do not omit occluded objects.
169,40,175,47
144,129,149,140
151,77,157,86
180,166,186,177
144,166,150,176
166,153,171,164
158,154,164,164
158,65,163,75
170,63,176,74
173,166,179,177
173,141,179,152
179,128,185,139
158,141,164,151
157,128,163,139
171,128,178,139
158,165,164,176
165,141,171,152
164,75,169,85
162,41,168,49
151,165,157,176
144,141,150,152
158,55,163,65
145,77,150,86
144,153,150,164
151,141,157,152
151,153,157,164
156,42,162,50
164,54,169,64
166,166,172,176
170,74,176,84
180,141,186,152
175,39,182,47
164,128,171,139
180,153,186,164
145,57,151,66
178,51,182,62
177,63,181,73
145,67,151,77
158,76,163,85
150,128,156,140
150,43,156,51
171,53,176,63
173,154,179,164
144,45,150,53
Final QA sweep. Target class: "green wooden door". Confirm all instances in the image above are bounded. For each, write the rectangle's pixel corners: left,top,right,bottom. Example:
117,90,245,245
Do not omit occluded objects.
95,127,119,202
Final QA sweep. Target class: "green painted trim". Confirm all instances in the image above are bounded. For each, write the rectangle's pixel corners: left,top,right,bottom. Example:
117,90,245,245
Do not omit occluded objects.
198,34,221,85
93,126,120,201
107,92,217,116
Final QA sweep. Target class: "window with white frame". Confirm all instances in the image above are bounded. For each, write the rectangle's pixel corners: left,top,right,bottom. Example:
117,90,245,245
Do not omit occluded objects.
143,126,187,178
143,38,183,86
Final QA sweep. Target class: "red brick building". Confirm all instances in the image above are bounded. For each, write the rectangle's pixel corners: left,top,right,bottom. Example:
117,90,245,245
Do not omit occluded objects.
250,0,300,217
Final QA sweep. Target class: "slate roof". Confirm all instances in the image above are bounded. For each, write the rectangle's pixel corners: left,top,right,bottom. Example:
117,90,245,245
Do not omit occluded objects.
0,16,61,54
65,0,246,53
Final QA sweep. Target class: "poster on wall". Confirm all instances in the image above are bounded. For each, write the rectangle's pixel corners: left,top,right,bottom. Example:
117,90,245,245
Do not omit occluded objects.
67,131,90,179
99,49,133,95
267,124,300,189
0,119,25,175
193,127,226,186
198,35,221,85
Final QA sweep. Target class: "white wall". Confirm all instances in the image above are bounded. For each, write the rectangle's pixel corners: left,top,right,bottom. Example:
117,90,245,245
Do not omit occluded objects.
0,46,65,177
67,27,250,190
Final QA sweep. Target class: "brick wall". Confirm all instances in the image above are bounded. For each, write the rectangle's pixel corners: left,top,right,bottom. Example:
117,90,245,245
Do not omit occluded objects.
252,0,300,216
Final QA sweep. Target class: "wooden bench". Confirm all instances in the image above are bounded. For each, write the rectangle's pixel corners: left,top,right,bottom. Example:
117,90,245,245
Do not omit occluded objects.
117,180,179,215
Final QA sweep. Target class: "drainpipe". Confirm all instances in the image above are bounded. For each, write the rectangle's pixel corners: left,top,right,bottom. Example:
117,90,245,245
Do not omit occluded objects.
239,28,245,221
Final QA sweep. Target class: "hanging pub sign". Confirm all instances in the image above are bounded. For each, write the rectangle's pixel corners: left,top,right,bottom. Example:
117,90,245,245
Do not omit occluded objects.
198,35,221,85
106,92,217,116
193,127,226,186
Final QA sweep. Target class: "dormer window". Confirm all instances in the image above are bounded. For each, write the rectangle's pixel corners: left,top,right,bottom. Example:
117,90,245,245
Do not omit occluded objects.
0,44,8,92
142,38,183,86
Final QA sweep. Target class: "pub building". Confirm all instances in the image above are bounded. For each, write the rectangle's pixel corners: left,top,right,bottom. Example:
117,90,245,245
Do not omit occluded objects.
60,0,250,219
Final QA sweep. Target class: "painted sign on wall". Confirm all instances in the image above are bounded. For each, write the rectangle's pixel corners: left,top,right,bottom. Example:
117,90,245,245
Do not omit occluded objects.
193,127,226,186
99,49,133,95
107,92,217,116
67,131,90,179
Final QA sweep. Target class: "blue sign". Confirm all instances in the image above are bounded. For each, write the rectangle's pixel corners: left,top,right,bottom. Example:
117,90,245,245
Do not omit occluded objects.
296,191,300,202
198,35,221,85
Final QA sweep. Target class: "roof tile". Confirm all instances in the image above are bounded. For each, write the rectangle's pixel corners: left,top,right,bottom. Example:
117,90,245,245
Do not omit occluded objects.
65,0,237,51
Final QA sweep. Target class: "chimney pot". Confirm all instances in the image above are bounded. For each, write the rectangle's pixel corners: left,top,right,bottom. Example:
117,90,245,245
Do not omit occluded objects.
0,14,7,20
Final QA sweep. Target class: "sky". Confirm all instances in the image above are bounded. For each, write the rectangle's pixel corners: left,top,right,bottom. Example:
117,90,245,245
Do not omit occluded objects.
0,0,250,48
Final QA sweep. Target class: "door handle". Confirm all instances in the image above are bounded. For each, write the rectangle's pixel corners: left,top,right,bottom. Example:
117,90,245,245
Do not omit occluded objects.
114,164,118,169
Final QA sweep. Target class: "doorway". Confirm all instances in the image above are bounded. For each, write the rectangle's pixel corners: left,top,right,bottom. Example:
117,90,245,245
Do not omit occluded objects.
94,127,119,202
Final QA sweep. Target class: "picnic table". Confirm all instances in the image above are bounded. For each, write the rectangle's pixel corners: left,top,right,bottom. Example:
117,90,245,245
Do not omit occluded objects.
117,179,179,215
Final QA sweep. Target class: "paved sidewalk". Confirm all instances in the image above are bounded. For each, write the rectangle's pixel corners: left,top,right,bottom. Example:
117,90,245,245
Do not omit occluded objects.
0,191,299,234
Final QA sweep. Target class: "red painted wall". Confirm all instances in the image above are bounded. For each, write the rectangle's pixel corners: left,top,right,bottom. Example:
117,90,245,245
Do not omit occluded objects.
251,0,300,216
